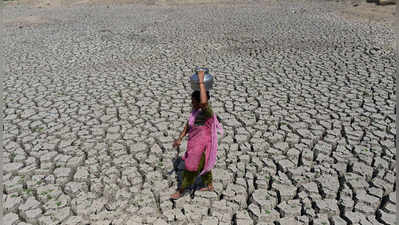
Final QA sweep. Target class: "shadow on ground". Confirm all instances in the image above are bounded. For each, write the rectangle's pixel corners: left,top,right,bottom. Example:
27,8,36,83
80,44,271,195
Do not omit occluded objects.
169,156,207,199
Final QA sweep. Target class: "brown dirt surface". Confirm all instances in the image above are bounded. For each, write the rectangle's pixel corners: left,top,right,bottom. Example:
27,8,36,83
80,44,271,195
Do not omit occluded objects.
2,0,397,28
333,0,397,25
1,0,260,8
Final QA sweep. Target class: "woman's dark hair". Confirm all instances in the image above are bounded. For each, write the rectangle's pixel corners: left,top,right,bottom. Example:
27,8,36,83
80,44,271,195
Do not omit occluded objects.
191,90,210,102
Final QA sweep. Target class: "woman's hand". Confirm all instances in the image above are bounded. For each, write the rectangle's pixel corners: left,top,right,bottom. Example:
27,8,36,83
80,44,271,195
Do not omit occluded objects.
174,123,188,148
173,138,182,148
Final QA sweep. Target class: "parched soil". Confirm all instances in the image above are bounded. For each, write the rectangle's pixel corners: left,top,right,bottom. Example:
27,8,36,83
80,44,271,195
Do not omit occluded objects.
3,0,397,23
1,0,396,224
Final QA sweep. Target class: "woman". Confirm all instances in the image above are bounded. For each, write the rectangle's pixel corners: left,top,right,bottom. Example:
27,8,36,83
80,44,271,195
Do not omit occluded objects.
170,70,223,200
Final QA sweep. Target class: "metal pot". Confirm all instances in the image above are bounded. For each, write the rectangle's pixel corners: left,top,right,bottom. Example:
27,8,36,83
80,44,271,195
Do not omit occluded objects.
190,67,213,91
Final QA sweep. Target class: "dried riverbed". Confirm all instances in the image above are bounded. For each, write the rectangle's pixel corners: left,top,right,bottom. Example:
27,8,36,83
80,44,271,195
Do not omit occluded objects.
2,0,397,224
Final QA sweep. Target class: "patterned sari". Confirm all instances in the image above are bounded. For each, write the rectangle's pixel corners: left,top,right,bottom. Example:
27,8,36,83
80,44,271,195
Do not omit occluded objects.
180,106,223,190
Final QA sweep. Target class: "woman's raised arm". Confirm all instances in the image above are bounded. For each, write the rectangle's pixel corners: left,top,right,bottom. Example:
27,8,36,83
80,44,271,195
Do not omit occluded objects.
197,70,208,108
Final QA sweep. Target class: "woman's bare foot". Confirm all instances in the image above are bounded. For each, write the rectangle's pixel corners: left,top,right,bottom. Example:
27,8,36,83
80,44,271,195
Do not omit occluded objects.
170,191,182,200
199,184,214,191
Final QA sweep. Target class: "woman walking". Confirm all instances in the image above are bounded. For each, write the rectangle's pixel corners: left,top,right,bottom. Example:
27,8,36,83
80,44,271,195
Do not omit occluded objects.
170,70,223,200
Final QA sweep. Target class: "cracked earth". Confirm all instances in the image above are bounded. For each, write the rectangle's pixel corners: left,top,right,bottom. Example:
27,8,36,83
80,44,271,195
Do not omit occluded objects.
1,0,397,224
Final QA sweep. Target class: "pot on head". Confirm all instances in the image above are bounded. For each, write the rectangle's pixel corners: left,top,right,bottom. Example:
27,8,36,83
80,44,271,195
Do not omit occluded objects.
190,67,213,91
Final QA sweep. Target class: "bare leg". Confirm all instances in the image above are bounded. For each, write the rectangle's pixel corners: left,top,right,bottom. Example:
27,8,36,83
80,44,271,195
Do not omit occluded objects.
171,169,196,199
199,183,214,191
199,171,214,191
170,188,184,199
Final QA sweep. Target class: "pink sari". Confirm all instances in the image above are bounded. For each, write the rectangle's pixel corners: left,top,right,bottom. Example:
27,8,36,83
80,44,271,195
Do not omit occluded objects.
182,109,223,175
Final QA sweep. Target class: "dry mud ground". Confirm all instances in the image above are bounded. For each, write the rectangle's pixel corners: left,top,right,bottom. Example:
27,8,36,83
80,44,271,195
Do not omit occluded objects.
1,0,397,224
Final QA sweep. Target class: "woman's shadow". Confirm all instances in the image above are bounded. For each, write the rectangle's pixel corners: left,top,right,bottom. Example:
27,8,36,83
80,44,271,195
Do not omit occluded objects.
169,156,186,188
168,148,205,198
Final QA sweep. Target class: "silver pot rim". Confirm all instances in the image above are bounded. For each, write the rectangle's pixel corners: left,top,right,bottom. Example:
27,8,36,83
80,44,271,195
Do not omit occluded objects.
194,67,209,73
